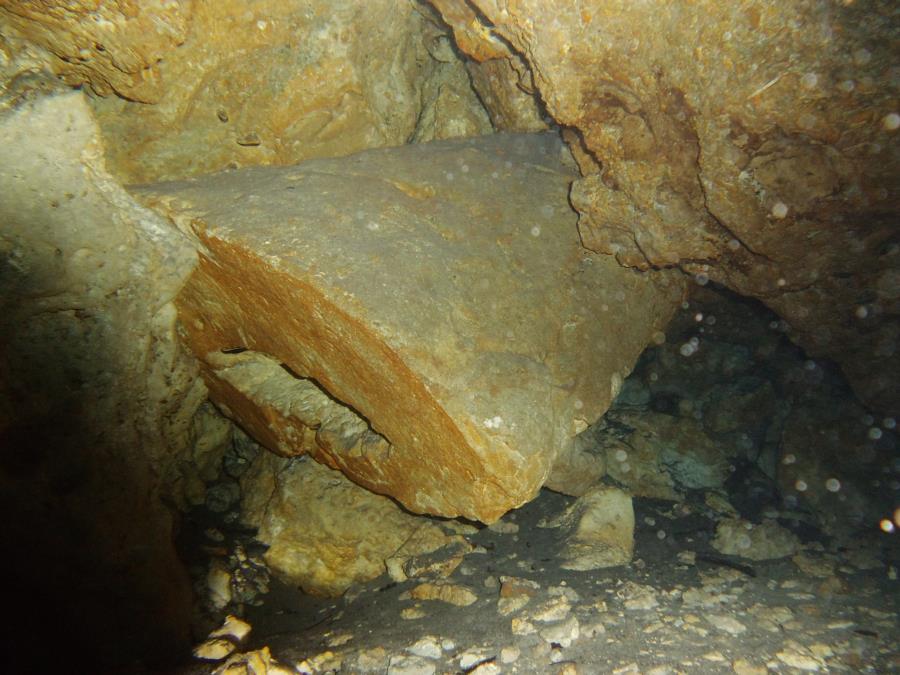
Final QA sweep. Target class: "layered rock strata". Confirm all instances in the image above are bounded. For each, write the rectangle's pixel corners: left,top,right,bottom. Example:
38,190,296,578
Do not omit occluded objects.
138,133,685,522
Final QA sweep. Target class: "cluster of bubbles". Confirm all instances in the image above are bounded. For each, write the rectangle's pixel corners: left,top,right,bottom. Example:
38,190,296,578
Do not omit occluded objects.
679,336,700,357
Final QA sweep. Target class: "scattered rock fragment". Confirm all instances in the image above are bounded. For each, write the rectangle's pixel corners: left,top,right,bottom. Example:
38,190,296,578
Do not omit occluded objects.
193,638,237,662
387,654,436,675
539,616,580,648
775,641,825,671
539,484,634,569
408,636,443,659
410,581,478,606
212,646,293,675
498,576,541,616
712,518,800,561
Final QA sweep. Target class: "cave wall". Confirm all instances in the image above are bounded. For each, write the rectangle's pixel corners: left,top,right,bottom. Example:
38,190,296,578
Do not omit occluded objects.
1,0,897,667
0,86,203,664
0,1,498,665
428,0,900,415
1,0,493,184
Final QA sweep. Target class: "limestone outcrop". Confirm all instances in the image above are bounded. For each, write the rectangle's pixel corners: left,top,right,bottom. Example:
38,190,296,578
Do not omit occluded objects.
137,133,685,522
428,0,900,415
1,0,493,184
0,89,201,666
240,453,469,596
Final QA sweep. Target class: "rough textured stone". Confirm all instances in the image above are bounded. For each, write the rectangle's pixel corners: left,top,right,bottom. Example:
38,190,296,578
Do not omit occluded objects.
712,518,800,561
0,90,201,667
429,0,900,415
539,484,635,570
410,581,479,607
137,133,684,522
1,0,492,184
239,453,456,596
0,0,190,102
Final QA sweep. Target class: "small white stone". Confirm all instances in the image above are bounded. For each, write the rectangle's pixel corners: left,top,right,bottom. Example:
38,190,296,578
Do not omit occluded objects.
459,651,488,669
408,636,443,660
387,654,436,675
500,646,520,664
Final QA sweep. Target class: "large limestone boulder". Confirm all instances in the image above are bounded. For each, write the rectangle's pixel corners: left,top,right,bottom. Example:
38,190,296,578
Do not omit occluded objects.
429,0,900,415
137,133,685,522
240,453,466,596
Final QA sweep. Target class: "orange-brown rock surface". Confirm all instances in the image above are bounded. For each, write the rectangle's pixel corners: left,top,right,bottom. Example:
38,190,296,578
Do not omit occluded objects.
429,0,900,414
137,133,685,522
1,0,494,184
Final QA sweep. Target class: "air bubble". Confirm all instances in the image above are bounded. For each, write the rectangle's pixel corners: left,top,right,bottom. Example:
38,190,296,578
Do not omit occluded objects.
491,171,499,179
694,312,704,322
772,202,789,219
883,113,900,131
800,72,818,89
883,417,896,429
855,305,869,319
825,478,841,492
656,530,667,540
862,414,875,426
694,272,709,286
868,427,883,440
679,342,697,357
853,48,872,65
777,278,787,287
880,518,895,533
727,238,741,251
531,226,541,237
614,449,628,463
461,164,470,173
783,454,796,465
795,480,808,492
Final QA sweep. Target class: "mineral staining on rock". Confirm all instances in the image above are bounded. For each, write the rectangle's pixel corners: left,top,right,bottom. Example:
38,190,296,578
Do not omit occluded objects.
428,0,900,415
0,0,493,184
137,132,685,523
